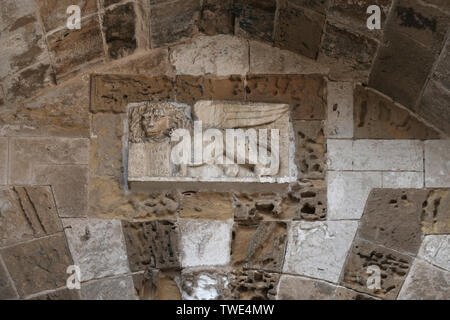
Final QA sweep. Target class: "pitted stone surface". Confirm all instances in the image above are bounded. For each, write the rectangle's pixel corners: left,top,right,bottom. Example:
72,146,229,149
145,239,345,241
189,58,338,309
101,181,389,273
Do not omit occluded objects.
283,221,358,283
63,219,130,282
179,219,232,268
122,220,180,271
421,189,450,234
326,82,354,138
132,269,181,300
232,270,279,300
294,120,325,179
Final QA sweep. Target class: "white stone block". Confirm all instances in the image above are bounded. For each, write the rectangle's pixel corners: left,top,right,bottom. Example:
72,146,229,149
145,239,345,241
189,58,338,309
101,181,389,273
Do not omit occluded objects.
180,271,230,300
170,35,249,76
326,82,354,138
382,172,424,188
327,139,353,170
249,41,329,74
81,275,137,300
283,221,358,283
327,171,382,220
425,140,450,188
179,219,232,268
63,219,130,281
418,235,449,271
352,140,423,171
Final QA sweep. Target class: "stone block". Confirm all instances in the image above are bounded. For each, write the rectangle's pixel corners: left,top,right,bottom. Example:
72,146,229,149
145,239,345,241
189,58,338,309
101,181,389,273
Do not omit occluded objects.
170,35,249,76
47,16,104,80
233,0,276,43
293,120,325,179
382,172,424,188
288,0,330,14
175,75,245,104
0,138,7,185
0,0,38,31
90,74,175,113
1,234,73,297
369,30,435,108
354,85,441,139
418,235,449,271
341,238,413,300
102,3,137,60
232,221,287,272
232,270,279,300
33,165,88,218
180,269,232,300
36,0,98,32
81,275,137,300
326,139,353,170
318,22,378,82
277,275,336,300
30,288,81,300
9,137,89,185
425,140,450,187
150,0,200,47
290,180,327,221
249,41,329,75
283,221,358,283
232,192,290,223
333,287,378,300
63,219,130,282
421,189,450,234
199,0,233,35
179,192,232,220
0,256,17,299
179,219,232,267
398,260,449,300
122,220,180,271
132,269,181,300
358,189,428,255
327,171,382,220
326,82,353,138
274,1,325,60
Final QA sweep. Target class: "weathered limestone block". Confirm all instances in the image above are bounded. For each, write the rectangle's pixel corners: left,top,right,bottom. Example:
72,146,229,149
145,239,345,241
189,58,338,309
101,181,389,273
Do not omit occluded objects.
0,10,48,79
9,137,89,185
354,85,441,139
290,180,327,221
283,221,358,283
232,270,279,300
277,275,336,300
127,100,296,185
421,189,450,234
398,260,449,300
180,269,232,300
318,22,378,82
63,219,130,282
382,172,424,188
232,222,287,272
425,140,450,188
249,41,329,75
369,30,435,109
327,171,382,220
326,82,353,138
246,75,326,121
150,0,200,47
122,220,180,271
170,35,249,76
30,288,81,300
199,0,233,35
180,192,232,220
359,189,427,255
81,275,138,300
294,120,325,179
88,176,180,220
233,0,276,43
132,269,181,300
176,75,245,104
179,219,232,267
341,238,413,300
33,165,88,218
418,235,449,271
36,0,98,32
3,62,55,102
90,74,175,113
102,3,137,60
1,78,90,138
0,0,38,31
1,234,73,297
0,138,7,185
275,1,325,60
333,287,378,300
0,257,17,299
47,16,104,80
326,139,353,170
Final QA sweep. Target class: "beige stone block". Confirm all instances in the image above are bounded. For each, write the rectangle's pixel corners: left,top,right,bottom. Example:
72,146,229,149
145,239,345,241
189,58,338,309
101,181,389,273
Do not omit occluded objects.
425,140,450,187
326,82,354,138
277,275,336,300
